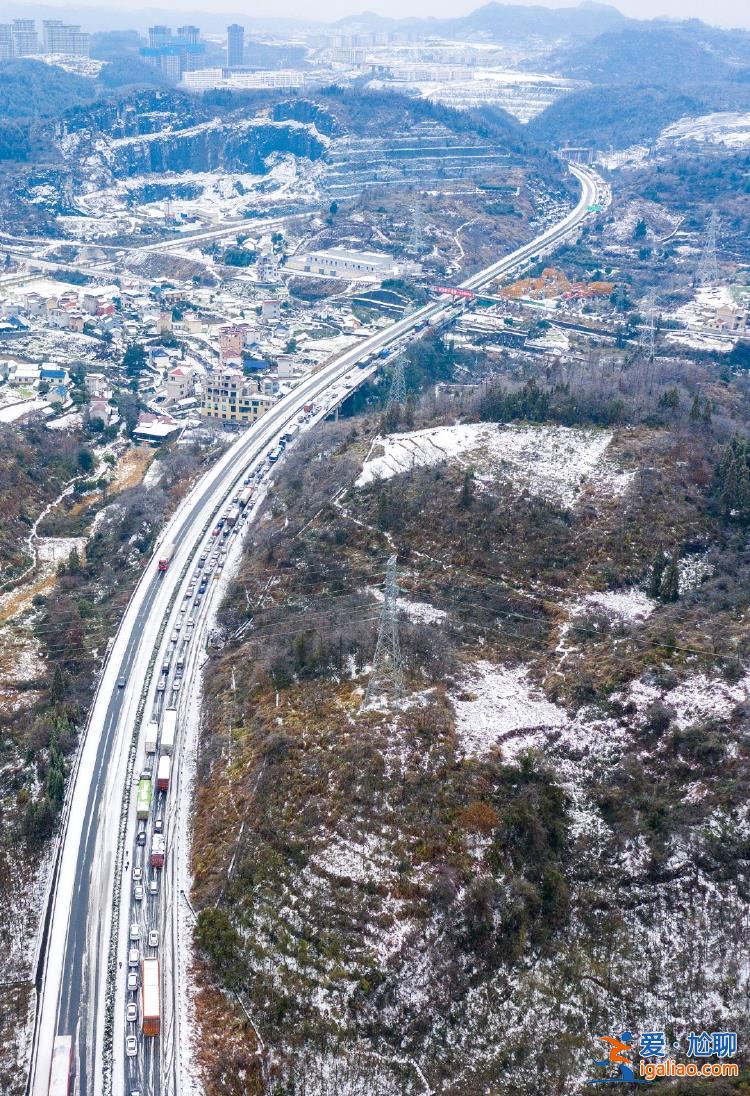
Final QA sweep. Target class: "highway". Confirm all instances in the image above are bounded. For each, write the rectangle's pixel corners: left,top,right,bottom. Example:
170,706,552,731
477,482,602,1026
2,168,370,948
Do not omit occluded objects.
27,162,602,1096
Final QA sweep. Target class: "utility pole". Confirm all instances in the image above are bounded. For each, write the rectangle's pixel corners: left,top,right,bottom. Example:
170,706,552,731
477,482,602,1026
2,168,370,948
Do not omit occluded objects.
695,209,719,286
362,554,404,709
408,196,423,255
639,292,656,367
638,291,658,397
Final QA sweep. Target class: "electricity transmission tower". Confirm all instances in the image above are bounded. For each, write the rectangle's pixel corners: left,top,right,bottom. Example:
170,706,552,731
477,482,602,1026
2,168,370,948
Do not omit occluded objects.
408,197,423,255
386,356,406,409
639,293,657,365
362,554,404,709
696,209,719,286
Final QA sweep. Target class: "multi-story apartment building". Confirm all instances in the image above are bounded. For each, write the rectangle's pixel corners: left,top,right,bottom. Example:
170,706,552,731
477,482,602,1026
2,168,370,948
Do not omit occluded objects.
141,25,205,81
201,367,275,426
42,20,90,56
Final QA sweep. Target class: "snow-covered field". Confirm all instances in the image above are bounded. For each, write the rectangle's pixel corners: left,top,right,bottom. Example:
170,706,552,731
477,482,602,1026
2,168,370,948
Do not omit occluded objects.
658,111,750,149
356,422,633,508
452,661,569,758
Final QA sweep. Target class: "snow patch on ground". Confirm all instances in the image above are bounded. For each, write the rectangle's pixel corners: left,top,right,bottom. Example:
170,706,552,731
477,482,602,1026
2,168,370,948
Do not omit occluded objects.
356,423,632,508
452,660,569,758
311,833,394,884
571,588,656,622
678,553,714,594
623,673,750,729
367,586,448,624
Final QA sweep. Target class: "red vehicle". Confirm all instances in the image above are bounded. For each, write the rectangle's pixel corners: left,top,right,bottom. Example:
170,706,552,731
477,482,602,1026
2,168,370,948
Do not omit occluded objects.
157,542,175,572
48,1035,74,1096
150,833,165,868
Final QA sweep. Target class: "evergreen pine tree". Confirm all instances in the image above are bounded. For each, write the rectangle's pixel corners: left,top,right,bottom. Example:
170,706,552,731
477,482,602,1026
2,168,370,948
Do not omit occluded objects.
648,551,666,599
660,557,679,603
690,395,701,422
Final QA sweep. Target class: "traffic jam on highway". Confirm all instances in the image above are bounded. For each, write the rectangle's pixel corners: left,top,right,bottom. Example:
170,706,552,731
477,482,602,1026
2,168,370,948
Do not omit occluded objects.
119,398,334,1095
46,395,362,1096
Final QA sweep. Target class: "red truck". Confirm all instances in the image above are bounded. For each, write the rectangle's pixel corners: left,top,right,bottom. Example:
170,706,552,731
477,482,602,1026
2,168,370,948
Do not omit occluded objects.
150,833,165,868
157,542,175,572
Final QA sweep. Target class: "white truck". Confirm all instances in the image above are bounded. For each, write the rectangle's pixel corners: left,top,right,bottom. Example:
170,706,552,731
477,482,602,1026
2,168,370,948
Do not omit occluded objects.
144,721,158,755
160,708,177,755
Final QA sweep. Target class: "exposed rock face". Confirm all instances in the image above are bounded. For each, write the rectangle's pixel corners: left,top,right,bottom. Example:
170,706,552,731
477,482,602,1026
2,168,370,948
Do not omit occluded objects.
273,98,339,138
54,89,327,188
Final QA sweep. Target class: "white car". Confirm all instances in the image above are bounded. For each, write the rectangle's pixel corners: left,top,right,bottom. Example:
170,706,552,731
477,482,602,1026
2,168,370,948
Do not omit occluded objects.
133,867,142,882
129,923,140,941
125,1035,137,1057
133,885,144,902
156,679,166,692
128,947,139,966
127,972,138,992
126,1002,138,1024
148,930,159,949
187,616,194,627
148,879,158,896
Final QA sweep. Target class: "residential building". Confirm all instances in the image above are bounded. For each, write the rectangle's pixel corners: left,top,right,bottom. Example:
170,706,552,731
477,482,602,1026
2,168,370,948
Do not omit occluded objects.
47,384,70,406
201,366,275,425
256,252,278,282
42,20,90,57
88,399,111,426
0,25,13,61
227,24,244,68
261,298,281,324
166,366,194,403
133,411,182,444
11,19,38,56
40,366,70,385
219,324,248,362
85,372,108,398
8,362,41,385
141,25,205,80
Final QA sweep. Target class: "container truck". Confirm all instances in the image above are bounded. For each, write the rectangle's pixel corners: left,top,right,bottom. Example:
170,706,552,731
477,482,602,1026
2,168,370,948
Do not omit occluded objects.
141,958,160,1037
156,754,170,792
48,1035,74,1096
225,505,240,528
150,833,165,869
157,542,175,572
160,708,177,755
238,487,253,508
144,721,158,754
136,778,152,820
